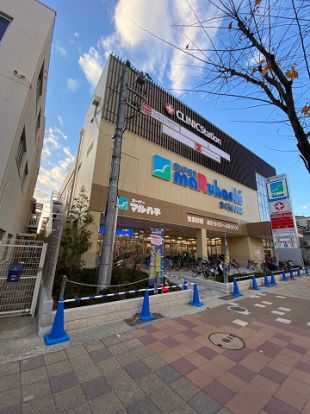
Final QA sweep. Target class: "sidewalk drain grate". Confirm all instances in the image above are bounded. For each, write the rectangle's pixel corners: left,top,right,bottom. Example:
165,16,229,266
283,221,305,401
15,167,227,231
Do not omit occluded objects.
228,305,248,314
209,332,245,350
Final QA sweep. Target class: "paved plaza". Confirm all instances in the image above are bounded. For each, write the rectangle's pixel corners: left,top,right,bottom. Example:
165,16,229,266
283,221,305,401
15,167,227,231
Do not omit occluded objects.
0,278,310,413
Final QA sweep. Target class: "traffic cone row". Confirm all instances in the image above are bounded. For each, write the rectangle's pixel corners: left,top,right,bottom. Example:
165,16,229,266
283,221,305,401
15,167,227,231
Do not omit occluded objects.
45,266,308,348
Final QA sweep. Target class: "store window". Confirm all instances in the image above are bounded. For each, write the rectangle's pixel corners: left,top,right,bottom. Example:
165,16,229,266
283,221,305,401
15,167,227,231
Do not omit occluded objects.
0,13,11,42
256,172,269,222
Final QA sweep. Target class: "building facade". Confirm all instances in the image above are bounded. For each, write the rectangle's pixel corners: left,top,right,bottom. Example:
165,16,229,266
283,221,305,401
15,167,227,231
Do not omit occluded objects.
296,216,310,264
0,0,55,241
60,55,276,267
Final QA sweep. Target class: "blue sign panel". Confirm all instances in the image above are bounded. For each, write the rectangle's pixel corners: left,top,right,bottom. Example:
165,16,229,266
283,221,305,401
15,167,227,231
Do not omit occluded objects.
7,263,24,283
99,226,134,236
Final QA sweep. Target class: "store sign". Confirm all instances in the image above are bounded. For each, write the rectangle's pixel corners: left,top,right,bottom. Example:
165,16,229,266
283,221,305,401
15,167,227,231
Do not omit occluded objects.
188,215,204,224
99,226,134,236
164,103,221,145
266,174,299,249
152,155,244,215
175,110,222,145
117,197,161,216
206,219,239,231
142,103,230,164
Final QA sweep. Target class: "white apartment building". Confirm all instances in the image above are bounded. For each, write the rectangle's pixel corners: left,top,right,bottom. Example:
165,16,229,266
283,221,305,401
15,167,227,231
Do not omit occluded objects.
0,0,55,241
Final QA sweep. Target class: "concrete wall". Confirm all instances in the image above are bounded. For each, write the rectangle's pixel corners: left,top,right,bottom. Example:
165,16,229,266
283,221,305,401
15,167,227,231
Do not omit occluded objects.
0,0,55,236
200,268,306,294
61,290,191,333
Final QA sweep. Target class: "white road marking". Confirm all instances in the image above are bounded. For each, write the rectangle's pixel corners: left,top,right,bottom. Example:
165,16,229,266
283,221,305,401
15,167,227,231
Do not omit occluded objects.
275,318,292,324
254,304,266,308
271,310,285,316
232,319,248,327
278,307,291,312
262,301,272,305
276,296,286,299
256,293,266,296
307,322,310,327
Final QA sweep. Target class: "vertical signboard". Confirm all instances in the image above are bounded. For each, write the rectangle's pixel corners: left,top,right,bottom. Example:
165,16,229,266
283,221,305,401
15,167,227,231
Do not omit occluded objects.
266,174,302,265
149,229,164,287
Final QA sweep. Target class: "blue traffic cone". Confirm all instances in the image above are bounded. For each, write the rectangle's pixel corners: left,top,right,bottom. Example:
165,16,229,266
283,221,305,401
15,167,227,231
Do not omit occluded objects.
44,300,70,346
282,271,288,282
252,275,260,291
264,273,271,288
270,273,277,286
138,289,155,321
183,279,189,291
190,283,204,307
297,269,302,278
290,270,295,280
232,278,243,297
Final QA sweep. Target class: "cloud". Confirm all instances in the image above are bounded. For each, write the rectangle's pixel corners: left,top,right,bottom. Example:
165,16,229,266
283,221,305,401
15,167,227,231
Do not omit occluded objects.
35,126,75,217
96,0,220,92
57,115,63,128
168,1,221,93
67,78,80,92
55,45,67,58
79,47,103,88
74,32,80,38
302,204,309,210
63,146,74,159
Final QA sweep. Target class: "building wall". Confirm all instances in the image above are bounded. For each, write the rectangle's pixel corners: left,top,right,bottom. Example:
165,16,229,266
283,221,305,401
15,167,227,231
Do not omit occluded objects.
228,236,264,262
0,0,55,237
71,61,110,203
92,121,261,223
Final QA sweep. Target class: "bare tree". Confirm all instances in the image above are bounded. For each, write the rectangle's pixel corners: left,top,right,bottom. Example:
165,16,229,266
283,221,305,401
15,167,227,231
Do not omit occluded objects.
144,0,310,172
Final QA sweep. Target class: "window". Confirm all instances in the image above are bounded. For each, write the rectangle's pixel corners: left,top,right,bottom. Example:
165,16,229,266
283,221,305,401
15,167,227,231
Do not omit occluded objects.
87,141,93,157
0,13,11,41
36,63,44,105
16,129,27,172
21,162,28,188
256,172,270,222
36,110,41,135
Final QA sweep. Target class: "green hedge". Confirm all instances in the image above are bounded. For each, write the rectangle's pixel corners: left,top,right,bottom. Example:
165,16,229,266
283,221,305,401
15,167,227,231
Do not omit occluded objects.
53,267,180,309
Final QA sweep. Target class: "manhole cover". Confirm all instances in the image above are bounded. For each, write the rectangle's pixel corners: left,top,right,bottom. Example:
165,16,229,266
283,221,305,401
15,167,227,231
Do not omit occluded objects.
209,332,245,350
227,305,249,314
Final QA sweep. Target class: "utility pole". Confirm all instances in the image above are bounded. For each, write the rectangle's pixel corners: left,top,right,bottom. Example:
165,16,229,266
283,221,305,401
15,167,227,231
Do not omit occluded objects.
97,60,131,289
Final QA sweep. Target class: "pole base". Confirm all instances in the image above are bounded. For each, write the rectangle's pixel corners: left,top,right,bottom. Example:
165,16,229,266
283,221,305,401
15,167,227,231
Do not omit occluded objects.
189,301,204,307
44,332,70,346
138,312,155,321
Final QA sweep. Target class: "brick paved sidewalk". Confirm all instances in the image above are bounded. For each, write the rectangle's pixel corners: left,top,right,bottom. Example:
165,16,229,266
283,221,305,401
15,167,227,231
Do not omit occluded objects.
0,281,310,413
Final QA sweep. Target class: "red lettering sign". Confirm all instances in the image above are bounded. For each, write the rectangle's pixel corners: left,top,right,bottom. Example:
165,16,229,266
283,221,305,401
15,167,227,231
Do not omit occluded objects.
198,173,208,194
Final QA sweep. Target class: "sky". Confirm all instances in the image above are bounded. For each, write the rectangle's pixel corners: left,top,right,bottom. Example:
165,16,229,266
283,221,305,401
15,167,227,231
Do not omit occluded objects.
36,0,310,218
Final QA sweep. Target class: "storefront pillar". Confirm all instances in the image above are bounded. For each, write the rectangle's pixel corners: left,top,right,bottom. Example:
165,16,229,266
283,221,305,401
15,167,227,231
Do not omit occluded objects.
196,228,207,259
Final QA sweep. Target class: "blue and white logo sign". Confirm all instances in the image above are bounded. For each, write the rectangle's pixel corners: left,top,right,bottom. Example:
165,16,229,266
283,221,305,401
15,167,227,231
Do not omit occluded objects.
117,197,129,211
152,155,171,181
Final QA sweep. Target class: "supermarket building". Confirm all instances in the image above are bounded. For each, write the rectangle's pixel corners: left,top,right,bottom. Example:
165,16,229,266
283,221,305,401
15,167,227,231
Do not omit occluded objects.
59,55,276,267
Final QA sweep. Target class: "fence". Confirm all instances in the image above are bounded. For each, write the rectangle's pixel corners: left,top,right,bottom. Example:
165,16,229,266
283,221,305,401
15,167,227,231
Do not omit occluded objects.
0,239,46,317
41,226,63,296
